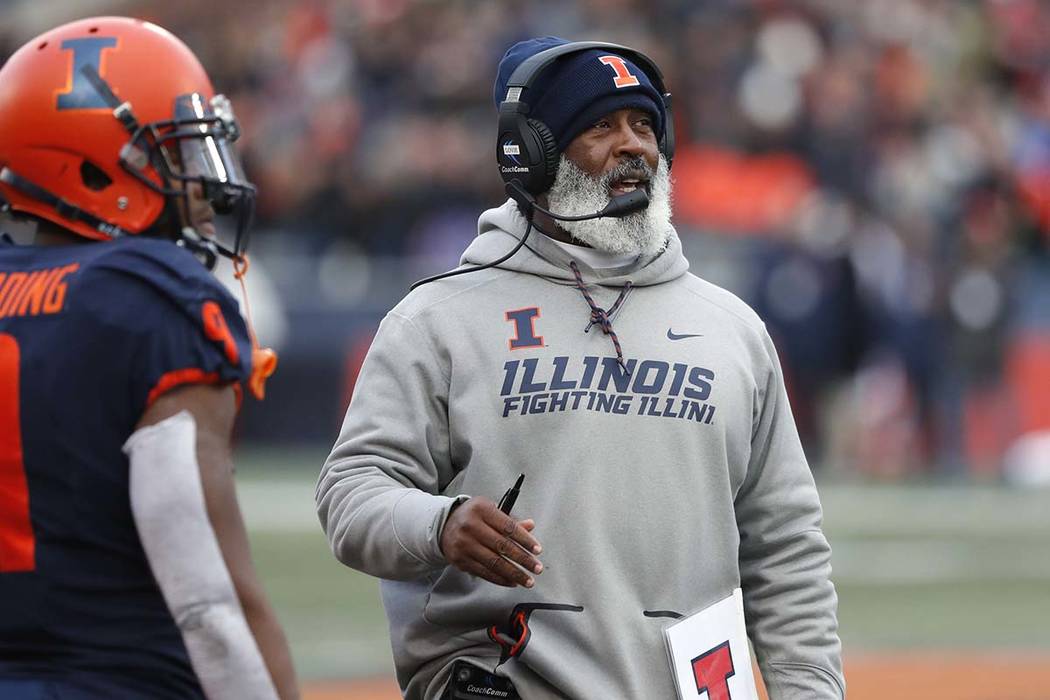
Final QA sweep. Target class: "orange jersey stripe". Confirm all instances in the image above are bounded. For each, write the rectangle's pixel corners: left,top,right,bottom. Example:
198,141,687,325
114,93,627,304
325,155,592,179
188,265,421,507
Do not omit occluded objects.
145,367,222,407
145,368,244,412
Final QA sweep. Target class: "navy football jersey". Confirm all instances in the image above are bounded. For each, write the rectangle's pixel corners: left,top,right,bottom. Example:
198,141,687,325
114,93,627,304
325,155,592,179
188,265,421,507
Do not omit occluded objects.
0,236,252,698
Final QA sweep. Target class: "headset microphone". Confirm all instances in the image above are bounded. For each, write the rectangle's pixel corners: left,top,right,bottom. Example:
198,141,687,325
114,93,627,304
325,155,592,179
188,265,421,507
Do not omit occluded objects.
409,182,650,291
563,187,649,220
504,179,649,221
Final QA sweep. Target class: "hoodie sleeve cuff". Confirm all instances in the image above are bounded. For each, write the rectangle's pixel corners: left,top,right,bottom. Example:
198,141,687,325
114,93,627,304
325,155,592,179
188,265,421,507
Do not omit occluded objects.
391,490,470,568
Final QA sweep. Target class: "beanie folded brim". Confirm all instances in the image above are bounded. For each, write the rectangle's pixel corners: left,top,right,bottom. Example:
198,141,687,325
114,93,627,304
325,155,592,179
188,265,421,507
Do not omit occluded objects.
555,91,663,152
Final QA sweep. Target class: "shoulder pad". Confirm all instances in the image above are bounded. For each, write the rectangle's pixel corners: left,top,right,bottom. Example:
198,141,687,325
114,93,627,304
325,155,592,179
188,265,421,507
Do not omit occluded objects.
69,237,252,387
80,237,237,309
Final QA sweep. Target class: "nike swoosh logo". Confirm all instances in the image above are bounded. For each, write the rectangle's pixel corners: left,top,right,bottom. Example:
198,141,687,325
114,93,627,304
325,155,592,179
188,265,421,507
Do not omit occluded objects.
667,329,703,341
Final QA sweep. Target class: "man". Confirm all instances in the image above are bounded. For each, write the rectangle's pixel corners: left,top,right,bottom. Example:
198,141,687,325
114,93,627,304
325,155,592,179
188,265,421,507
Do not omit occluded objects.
0,17,297,699
317,36,843,699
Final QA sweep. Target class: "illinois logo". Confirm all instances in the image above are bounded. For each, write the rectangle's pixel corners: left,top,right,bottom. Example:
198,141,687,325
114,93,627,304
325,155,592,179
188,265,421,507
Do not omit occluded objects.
505,307,543,350
598,55,640,88
56,36,119,110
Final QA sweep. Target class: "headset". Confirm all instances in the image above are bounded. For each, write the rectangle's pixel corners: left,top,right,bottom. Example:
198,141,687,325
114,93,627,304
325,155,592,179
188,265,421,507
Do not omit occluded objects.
411,41,673,290
496,40,675,196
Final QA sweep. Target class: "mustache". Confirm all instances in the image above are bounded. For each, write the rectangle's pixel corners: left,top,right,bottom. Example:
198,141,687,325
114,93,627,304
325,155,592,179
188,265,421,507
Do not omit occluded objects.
597,157,654,187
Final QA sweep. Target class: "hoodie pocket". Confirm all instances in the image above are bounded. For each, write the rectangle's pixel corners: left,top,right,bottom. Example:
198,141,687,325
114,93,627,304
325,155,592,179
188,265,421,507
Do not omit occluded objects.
423,566,531,633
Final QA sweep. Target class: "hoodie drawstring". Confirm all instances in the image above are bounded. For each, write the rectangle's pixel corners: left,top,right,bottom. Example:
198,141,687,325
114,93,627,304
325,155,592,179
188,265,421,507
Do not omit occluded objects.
569,260,633,375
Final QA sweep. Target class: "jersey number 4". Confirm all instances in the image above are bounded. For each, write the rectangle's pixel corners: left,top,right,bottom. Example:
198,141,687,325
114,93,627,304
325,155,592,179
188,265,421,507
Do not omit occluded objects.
0,333,35,572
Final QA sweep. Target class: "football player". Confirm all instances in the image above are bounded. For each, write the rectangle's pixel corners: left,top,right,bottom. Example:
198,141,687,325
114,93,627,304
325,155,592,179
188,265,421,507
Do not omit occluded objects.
0,16,297,700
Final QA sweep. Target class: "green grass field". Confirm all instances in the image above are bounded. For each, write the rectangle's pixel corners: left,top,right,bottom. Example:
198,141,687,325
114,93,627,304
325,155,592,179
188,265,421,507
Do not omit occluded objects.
235,449,1050,681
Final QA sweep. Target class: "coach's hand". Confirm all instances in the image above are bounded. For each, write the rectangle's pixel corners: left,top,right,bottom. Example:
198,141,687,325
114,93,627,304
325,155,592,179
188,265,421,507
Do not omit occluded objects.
440,497,543,588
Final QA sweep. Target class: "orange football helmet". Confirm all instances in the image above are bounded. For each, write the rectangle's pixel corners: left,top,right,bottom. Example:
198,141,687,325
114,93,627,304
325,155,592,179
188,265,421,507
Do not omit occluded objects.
0,16,255,263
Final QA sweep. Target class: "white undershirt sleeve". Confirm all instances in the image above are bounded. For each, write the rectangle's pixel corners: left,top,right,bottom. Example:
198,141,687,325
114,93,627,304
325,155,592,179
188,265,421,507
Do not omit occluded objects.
123,410,278,700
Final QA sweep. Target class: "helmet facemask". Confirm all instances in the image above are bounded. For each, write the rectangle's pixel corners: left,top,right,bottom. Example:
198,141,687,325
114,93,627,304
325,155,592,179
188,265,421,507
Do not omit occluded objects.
119,90,256,268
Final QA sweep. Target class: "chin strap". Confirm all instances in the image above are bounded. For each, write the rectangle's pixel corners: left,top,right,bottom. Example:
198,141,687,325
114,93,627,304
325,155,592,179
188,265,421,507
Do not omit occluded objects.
0,167,130,240
232,254,278,400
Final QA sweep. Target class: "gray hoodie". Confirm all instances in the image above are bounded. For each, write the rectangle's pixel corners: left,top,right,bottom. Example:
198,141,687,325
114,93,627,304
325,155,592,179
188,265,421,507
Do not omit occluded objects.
316,200,844,699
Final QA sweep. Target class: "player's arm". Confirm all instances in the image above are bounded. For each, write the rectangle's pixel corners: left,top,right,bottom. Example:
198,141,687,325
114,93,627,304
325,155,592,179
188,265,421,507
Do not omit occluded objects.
130,383,300,700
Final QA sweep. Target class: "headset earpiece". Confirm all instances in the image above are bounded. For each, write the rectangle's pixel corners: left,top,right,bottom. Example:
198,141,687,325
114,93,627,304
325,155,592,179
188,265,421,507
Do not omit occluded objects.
525,118,559,194
497,105,560,195
658,92,674,167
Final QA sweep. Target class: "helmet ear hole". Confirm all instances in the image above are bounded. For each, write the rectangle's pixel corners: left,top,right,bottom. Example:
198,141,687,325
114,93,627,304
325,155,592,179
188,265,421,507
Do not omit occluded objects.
80,160,113,191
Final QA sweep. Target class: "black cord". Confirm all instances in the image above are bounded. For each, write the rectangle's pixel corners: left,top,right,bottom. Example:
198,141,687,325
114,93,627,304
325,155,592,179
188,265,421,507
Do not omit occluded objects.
408,182,647,291
409,217,535,291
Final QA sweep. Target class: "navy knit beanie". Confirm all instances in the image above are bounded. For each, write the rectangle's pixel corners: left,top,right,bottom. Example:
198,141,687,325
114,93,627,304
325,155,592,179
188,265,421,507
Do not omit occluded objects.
494,36,665,153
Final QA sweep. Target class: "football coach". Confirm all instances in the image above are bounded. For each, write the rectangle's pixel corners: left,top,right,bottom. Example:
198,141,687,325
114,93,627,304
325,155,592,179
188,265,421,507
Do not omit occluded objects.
317,36,844,700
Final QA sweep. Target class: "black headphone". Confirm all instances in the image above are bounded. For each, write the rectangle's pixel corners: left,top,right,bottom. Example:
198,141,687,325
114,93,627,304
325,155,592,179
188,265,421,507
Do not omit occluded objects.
495,41,675,196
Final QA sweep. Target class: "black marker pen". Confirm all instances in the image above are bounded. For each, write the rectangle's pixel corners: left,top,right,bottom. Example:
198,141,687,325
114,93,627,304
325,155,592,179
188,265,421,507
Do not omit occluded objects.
498,473,525,514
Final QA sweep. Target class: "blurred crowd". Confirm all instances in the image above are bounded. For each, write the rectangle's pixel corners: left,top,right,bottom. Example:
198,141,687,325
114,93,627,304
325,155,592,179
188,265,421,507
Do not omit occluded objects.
2,0,1048,481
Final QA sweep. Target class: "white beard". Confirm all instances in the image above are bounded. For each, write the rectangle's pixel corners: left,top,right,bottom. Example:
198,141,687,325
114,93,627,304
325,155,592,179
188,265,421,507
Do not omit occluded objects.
545,153,673,257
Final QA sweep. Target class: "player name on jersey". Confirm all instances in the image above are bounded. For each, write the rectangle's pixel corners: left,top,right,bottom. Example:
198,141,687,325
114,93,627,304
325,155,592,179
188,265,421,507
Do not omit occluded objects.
0,263,79,319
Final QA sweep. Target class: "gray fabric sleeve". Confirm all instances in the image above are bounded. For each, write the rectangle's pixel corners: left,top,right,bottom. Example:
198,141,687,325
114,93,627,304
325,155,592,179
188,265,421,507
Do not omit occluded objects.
734,328,845,699
316,312,464,580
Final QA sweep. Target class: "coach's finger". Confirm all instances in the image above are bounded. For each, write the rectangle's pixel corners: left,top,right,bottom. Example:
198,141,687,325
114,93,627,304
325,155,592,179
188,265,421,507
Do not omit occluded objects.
482,526,543,575
464,560,518,588
482,503,542,554
459,552,528,588
463,540,535,588
481,551,535,588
